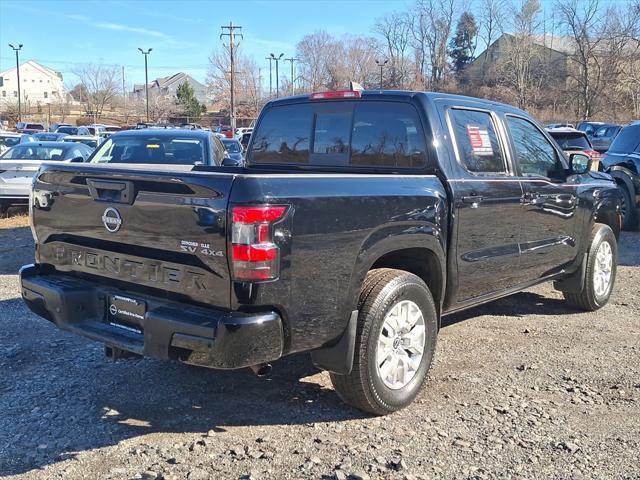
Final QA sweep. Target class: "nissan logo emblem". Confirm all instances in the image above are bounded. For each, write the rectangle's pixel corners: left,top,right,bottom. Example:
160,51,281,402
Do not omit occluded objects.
109,304,118,316
102,207,122,233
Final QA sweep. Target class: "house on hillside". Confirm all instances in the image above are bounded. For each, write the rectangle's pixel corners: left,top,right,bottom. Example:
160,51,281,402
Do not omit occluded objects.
133,72,207,105
463,33,572,89
0,60,65,106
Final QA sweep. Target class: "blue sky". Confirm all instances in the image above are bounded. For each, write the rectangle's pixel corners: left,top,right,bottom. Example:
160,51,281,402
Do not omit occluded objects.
0,0,413,88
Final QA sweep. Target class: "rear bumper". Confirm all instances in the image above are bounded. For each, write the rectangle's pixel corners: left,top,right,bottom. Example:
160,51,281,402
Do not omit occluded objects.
19,264,284,369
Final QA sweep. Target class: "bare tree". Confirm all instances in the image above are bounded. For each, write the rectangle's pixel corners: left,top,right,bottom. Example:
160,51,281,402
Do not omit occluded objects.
374,12,413,88
295,31,337,91
326,34,381,89
478,0,507,79
72,64,119,119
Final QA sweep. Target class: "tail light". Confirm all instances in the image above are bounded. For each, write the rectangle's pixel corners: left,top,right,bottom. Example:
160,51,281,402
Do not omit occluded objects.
231,205,288,281
584,149,601,159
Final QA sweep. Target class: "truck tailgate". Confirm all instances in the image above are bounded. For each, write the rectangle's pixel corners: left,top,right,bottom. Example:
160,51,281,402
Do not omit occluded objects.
31,164,234,308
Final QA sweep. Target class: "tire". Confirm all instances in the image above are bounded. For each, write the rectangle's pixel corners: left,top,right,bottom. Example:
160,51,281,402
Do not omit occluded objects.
563,223,617,311
0,202,8,217
330,268,438,415
619,184,639,231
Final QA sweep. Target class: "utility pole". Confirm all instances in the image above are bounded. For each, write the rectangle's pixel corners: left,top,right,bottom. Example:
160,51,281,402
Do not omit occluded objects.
9,44,23,122
265,56,273,97
122,65,127,123
138,48,152,122
375,59,388,90
285,57,297,96
270,53,284,97
221,21,243,130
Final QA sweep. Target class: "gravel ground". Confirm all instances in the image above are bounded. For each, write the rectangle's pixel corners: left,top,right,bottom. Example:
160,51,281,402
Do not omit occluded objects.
0,220,638,480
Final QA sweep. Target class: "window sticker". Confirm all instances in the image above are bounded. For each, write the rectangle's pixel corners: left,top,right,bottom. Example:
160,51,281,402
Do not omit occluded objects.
467,125,494,156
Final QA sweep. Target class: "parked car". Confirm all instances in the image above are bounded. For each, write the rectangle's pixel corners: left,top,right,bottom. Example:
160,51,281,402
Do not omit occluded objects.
21,90,622,415
33,132,69,142
546,122,575,129
576,121,606,138
0,133,35,155
103,125,122,132
215,125,234,138
590,124,622,153
87,129,226,167
0,141,92,213
63,135,102,149
600,122,640,230
220,138,244,165
546,127,602,170
15,122,46,134
55,126,91,136
86,125,106,136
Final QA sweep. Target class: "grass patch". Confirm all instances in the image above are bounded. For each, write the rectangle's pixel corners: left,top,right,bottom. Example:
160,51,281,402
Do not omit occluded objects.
0,211,30,229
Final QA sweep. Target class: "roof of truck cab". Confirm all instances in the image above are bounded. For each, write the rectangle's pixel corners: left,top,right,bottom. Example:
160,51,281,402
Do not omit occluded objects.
265,89,521,112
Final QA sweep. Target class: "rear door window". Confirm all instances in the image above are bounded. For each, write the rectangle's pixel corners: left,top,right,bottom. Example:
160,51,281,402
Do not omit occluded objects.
449,108,506,174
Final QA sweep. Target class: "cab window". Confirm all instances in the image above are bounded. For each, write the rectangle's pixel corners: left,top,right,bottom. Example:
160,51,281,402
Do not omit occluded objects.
449,108,506,174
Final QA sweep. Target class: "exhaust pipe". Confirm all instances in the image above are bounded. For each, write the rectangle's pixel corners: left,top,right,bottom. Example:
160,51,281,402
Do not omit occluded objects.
249,363,272,377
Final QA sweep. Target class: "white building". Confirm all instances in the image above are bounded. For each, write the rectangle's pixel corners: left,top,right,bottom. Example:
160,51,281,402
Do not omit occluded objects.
0,60,65,106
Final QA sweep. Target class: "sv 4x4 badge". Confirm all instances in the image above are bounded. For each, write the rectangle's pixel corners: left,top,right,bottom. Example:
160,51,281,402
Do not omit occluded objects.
179,240,224,257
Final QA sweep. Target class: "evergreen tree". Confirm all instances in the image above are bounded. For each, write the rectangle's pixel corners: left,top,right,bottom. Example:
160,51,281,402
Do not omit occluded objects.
175,81,206,120
449,12,479,74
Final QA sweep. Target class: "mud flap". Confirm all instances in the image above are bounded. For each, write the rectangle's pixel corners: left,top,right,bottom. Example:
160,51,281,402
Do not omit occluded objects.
310,310,357,375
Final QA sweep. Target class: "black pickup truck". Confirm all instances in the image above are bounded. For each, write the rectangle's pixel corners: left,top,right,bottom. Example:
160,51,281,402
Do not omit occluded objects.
21,90,622,414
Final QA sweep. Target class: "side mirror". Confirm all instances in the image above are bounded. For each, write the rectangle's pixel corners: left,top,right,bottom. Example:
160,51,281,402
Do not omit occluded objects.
569,153,591,174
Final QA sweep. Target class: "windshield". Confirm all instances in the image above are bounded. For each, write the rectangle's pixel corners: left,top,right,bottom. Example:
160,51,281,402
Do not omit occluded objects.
90,135,206,165
1,145,69,160
608,125,640,153
65,138,98,148
35,133,64,141
549,132,591,150
222,140,241,153
56,127,78,135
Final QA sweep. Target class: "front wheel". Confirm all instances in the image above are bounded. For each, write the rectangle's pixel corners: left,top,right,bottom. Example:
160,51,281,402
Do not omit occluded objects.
330,269,438,415
563,223,617,311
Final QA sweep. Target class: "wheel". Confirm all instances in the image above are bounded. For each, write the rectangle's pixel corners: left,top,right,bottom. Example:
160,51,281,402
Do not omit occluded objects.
619,184,638,231
0,201,8,216
563,223,617,311
330,268,438,415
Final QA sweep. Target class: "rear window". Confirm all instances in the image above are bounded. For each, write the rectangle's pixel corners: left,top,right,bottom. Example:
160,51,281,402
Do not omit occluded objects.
548,132,591,150
250,101,427,169
26,123,44,130
608,125,640,153
0,136,20,148
89,135,206,165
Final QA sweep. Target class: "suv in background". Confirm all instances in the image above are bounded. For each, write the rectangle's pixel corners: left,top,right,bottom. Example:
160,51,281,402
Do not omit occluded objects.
547,127,601,170
590,124,621,153
15,122,46,134
576,121,606,138
601,122,640,230
55,126,91,136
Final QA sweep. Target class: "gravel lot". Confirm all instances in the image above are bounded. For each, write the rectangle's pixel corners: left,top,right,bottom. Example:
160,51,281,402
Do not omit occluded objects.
0,215,638,480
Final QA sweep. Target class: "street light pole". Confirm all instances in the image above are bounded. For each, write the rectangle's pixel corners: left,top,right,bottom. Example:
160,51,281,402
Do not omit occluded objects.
9,44,23,122
375,59,388,90
138,48,152,122
285,57,297,96
265,56,273,97
270,53,284,97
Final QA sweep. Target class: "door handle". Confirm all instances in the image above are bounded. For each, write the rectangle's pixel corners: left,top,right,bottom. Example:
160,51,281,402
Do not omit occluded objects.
461,195,483,205
521,192,544,205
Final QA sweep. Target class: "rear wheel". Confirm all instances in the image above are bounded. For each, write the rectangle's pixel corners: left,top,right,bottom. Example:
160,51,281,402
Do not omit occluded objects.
619,184,638,231
564,224,617,311
330,269,438,415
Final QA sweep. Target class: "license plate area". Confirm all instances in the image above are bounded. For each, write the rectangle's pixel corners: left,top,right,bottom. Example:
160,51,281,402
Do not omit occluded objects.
107,294,145,334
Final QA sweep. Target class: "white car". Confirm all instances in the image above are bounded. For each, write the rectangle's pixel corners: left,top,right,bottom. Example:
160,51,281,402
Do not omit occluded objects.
0,141,93,213
63,135,102,149
0,133,35,156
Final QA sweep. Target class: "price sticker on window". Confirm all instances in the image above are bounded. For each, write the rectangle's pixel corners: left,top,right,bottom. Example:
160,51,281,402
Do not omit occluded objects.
467,125,494,156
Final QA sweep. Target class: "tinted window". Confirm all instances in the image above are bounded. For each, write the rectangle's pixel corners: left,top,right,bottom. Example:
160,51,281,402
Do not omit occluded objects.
351,103,426,168
548,132,591,150
507,116,565,179
608,125,640,153
90,136,206,165
251,104,312,164
221,139,242,153
450,109,505,173
57,127,78,135
0,136,20,148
